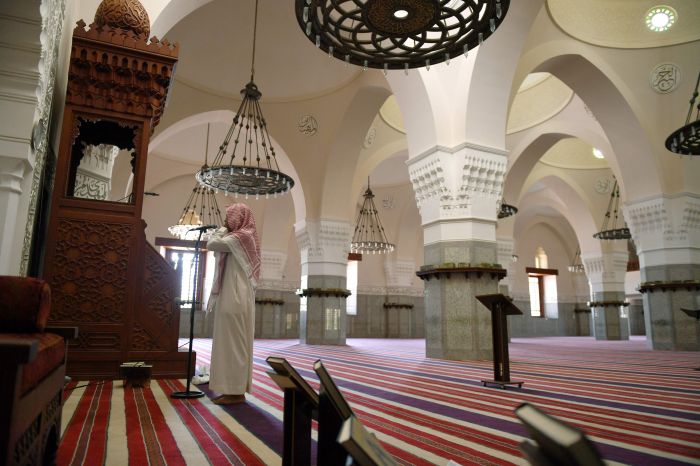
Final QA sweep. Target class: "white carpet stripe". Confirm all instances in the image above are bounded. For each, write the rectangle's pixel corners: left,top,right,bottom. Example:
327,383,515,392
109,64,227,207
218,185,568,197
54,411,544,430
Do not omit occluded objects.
357,403,526,465
330,372,700,461
61,383,86,436
199,395,282,465
104,383,127,466
150,381,210,465
281,354,700,423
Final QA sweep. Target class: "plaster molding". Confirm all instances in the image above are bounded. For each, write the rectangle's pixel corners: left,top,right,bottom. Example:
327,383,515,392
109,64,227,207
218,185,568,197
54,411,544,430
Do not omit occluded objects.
582,251,628,292
357,284,424,297
407,145,506,237
20,0,66,275
261,249,288,281
257,279,301,292
624,194,700,267
384,259,416,288
295,218,352,266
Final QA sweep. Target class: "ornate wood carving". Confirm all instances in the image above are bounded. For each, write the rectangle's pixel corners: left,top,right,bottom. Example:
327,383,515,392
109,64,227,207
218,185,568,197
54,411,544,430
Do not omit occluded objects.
49,218,131,323
94,0,150,37
68,20,178,132
41,11,185,378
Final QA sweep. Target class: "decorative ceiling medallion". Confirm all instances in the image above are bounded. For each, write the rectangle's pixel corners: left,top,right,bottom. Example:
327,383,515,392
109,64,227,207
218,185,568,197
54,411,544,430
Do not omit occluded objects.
298,115,318,135
364,127,377,148
295,0,510,70
650,63,680,94
594,177,612,195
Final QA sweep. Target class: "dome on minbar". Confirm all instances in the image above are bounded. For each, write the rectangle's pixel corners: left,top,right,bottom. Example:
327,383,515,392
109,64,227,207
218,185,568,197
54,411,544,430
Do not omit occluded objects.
94,0,150,37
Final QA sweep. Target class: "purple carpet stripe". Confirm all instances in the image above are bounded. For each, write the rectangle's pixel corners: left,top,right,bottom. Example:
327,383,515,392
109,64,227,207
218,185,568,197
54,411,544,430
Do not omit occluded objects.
254,352,700,421
186,337,700,465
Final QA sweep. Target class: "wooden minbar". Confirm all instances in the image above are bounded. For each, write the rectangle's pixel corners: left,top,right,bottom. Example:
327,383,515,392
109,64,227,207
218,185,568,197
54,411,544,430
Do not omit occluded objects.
39,3,189,379
477,294,524,389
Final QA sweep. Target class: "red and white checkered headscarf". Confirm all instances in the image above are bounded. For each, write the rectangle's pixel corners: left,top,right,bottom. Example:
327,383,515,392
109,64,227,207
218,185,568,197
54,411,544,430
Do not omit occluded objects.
212,203,260,294
225,203,261,281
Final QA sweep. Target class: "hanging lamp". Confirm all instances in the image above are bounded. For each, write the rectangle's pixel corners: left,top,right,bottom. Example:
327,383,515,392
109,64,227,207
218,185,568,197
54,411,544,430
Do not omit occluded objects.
196,0,294,198
568,248,584,273
350,178,395,254
497,197,518,219
593,177,630,240
295,0,510,71
665,70,700,156
169,124,223,240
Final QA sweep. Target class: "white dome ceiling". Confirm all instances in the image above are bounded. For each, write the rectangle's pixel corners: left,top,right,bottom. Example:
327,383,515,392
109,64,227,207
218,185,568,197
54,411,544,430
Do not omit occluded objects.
163,0,361,101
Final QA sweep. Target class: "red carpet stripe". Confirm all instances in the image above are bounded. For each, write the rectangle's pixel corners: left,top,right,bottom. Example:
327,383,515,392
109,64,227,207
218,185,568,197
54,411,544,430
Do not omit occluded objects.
57,381,111,466
159,379,266,466
125,384,187,466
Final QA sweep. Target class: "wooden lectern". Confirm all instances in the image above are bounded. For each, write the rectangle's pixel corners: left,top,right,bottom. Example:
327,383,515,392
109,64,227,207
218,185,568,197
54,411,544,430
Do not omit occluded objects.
266,357,319,466
477,294,524,389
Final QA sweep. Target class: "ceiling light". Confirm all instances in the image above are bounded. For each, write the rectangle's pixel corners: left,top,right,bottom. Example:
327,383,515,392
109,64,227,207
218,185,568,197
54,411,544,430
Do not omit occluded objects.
593,177,631,241
350,178,395,254
170,124,223,240
645,6,676,32
295,0,510,70
393,9,409,19
592,148,605,159
665,70,700,156
197,0,294,198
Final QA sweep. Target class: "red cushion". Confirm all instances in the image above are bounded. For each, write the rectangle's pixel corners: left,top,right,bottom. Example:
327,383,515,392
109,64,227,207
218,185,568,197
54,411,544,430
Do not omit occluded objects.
2,333,66,395
0,276,51,332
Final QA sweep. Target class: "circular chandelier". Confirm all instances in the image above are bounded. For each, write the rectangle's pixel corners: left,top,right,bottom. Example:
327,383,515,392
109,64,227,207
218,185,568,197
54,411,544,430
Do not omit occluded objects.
197,0,294,197
568,248,584,273
497,198,518,219
593,177,631,240
295,0,510,71
170,124,223,240
351,178,395,254
168,185,223,240
665,70,700,156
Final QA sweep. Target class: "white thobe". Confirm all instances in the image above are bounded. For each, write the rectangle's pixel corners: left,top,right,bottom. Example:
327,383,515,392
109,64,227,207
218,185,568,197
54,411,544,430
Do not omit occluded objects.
206,228,255,394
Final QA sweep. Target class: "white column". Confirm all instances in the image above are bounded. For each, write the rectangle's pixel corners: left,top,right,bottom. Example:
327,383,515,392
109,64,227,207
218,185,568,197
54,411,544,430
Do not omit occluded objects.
408,142,507,247
624,194,700,350
294,218,352,344
0,158,31,273
73,144,120,200
583,251,629,340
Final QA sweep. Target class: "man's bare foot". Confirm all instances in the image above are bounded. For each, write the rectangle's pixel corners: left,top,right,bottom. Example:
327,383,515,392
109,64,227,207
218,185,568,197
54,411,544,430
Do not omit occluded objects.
212,394,245,405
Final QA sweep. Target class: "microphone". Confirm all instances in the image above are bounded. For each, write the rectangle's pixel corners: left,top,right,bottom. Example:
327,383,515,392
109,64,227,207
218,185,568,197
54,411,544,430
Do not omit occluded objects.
188,225,218,232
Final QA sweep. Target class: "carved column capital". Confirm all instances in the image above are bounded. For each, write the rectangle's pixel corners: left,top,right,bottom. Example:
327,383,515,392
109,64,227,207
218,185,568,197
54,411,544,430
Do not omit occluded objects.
582,251,628,293
624,194,700,267
295,218,352,276
260,249,288,282
407,142,507,244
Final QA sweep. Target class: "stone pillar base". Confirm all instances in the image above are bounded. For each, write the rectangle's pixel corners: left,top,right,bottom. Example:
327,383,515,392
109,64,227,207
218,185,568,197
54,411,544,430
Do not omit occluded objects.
420,241,501,361
590,292,629,340
641,264,700,350
299,275,347,345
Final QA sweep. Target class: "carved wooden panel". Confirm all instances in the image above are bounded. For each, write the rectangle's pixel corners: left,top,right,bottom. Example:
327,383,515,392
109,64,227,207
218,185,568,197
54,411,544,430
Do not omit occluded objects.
69,331,121,350
49,217,131,323
131,244,180,351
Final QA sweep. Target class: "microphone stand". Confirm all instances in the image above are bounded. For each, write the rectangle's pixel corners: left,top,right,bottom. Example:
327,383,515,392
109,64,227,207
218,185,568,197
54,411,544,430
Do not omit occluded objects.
172,228,207,399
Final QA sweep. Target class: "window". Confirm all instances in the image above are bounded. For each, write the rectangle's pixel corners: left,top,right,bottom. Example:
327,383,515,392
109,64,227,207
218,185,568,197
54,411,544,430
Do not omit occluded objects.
528,275,543,317
157,237,210,311
527,266,559,318
346,259,359,316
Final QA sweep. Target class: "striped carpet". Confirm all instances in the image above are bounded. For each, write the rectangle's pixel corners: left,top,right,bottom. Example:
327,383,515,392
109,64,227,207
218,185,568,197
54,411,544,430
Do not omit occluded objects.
57,336,700,465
